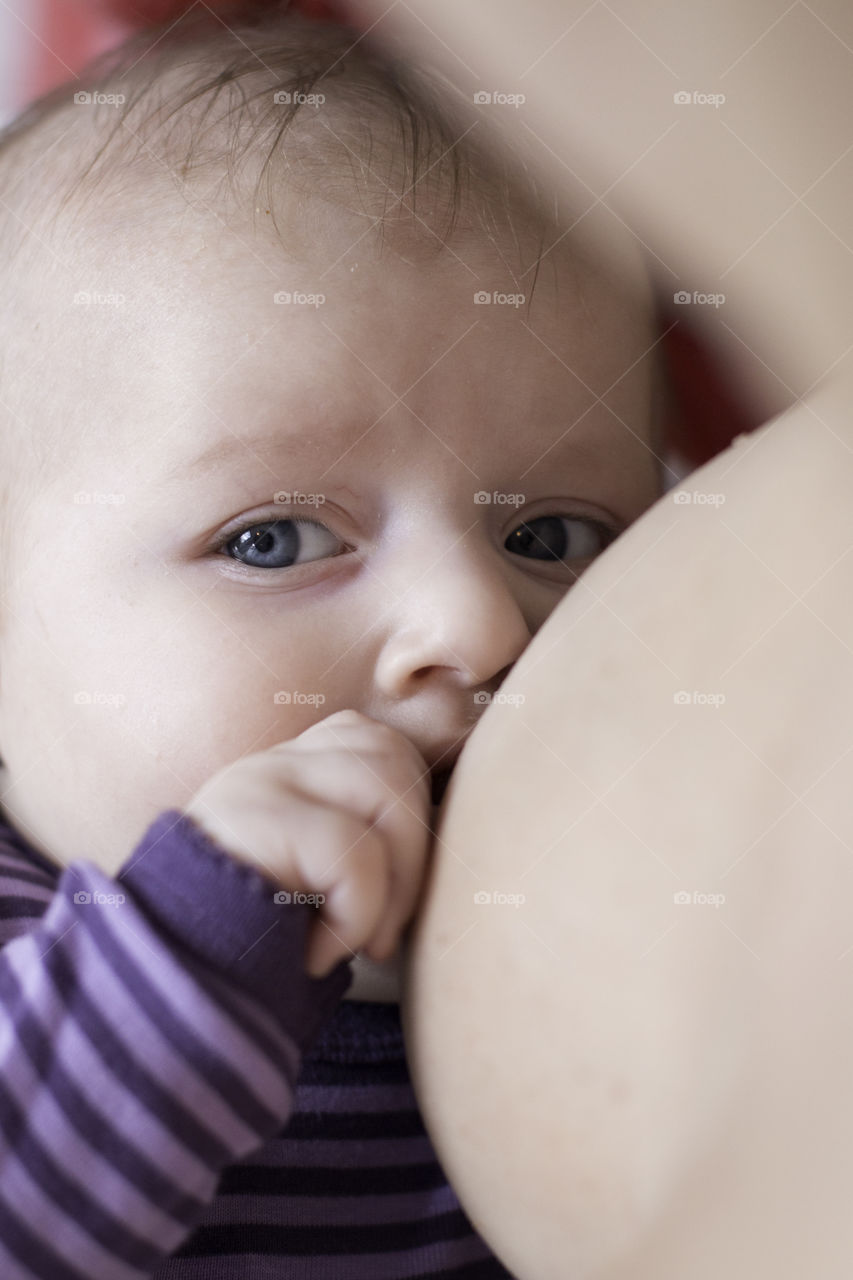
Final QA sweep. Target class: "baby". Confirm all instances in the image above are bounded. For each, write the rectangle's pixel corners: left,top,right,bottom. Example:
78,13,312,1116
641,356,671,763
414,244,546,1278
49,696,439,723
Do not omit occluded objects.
0,5,665,1276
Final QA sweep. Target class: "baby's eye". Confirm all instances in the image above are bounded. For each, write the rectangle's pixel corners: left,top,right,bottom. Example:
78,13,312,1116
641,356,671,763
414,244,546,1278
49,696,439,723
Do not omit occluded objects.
223,519,343,569
505,515,616,563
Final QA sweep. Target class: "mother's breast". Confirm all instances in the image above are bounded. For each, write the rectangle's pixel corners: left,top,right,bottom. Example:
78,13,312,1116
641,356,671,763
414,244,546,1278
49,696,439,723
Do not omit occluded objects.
400,380,853,1279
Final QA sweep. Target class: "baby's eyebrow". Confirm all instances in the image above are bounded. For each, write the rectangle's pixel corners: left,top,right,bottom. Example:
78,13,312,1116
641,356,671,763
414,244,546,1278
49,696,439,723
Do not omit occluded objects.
160,425,355,486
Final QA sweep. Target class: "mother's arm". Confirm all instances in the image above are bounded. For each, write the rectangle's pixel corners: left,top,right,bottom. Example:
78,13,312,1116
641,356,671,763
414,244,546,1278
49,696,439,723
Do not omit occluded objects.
370,2,853,1276
366,0,853,406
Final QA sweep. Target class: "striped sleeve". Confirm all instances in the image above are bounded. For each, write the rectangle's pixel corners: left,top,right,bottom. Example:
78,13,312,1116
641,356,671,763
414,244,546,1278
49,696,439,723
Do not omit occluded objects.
0,811,352,1279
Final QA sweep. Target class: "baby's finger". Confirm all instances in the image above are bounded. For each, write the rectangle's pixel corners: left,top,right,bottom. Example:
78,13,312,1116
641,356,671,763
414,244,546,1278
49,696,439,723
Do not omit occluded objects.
284,710,431,790
274,714,433,838
296,810,391,976
295,748,432,938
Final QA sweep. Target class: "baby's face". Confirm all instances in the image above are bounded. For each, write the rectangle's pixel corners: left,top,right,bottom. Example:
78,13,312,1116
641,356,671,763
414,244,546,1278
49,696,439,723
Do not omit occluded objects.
0,194,660,874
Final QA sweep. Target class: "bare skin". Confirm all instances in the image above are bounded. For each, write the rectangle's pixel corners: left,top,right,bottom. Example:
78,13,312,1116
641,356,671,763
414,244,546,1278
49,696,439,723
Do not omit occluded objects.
364,0,853,408
335,1,853,1276
0,181,659,1004
404,385,853,1279
183,709,433,978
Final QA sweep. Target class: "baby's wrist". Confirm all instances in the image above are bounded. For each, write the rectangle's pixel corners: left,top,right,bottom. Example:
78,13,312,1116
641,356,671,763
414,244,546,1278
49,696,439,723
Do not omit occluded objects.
119,809,352,1046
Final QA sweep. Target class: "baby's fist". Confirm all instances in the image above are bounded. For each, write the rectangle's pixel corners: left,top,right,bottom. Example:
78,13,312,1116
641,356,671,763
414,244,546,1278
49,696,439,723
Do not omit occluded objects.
183,710,433,978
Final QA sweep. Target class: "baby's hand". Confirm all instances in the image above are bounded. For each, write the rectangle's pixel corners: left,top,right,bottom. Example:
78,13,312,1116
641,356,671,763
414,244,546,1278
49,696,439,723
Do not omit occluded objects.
182,710,432,978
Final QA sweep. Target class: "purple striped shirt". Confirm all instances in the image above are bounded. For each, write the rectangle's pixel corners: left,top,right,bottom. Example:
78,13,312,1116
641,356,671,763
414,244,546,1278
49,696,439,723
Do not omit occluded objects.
0,809,517,1278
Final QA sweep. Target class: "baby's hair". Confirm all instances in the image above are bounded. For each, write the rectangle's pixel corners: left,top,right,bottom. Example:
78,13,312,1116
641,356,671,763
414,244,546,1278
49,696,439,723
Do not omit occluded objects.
0,2,668,552
0,5,566,288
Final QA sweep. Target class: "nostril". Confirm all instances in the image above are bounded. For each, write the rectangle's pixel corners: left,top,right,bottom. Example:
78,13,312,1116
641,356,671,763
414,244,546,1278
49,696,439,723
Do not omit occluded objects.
430,768,453,806
427,762,455,803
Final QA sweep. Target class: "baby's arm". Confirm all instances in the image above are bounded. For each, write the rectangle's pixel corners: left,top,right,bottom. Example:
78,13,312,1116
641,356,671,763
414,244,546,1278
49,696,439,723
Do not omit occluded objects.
0,809,350,1279
0,708,430,1280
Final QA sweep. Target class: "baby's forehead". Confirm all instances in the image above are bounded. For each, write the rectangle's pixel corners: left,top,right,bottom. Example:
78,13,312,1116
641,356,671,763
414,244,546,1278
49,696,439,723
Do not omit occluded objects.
0,10,659,450
30,113,632,350
5,172,656,507
26,207,648,469
0,2,653,338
